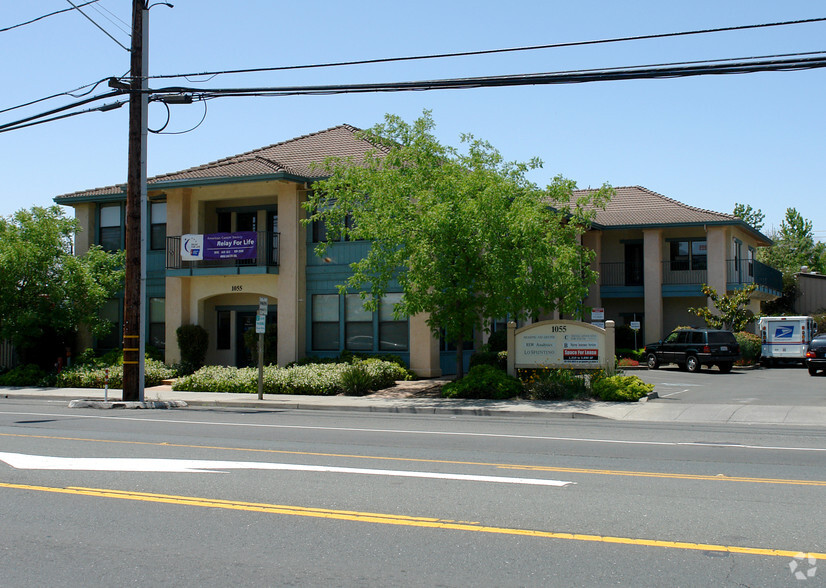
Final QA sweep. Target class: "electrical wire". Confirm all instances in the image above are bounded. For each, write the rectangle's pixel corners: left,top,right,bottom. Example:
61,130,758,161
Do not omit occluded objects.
146,17,826,82
0,90,124,132
0,99,127,133
0,1,101,33
151,100,208,135
88,0,132,37
150,52,826,99
65,0,130,51
3,50,825,134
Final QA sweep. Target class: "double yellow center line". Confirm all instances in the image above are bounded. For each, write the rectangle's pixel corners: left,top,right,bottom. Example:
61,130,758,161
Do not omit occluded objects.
1,481,824,561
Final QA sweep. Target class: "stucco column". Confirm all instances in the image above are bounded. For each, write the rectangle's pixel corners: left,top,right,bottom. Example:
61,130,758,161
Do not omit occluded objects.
73,203,94,256
164,276,190,364
274,185,306,366
409,312,441,377
643,229,663,342
706,226,728,309
582,229,602,313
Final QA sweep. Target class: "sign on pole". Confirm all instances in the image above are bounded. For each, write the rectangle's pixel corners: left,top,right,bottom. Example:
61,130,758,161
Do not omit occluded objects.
255,314,266,334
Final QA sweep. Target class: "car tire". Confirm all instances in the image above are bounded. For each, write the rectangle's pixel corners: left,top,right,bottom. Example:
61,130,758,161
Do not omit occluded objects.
646,354,659,370
809,366,818,376
686,355,701,373
718,362,733,374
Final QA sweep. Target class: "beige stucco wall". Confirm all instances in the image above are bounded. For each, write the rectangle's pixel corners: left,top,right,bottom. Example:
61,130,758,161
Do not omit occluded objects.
408,313,442,377
73,203,95,256
643,229,663,342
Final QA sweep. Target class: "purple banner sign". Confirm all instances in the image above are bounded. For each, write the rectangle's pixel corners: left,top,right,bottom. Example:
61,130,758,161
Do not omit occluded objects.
204,232,257,260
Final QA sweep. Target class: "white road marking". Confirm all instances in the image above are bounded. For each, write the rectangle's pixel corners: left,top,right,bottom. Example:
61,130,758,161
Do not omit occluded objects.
0,451,573,486
2,410,825,452
659,389,689,398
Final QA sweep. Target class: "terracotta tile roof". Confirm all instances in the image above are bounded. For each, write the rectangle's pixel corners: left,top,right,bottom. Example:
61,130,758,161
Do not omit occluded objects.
55,124,383,201
570,185,737,227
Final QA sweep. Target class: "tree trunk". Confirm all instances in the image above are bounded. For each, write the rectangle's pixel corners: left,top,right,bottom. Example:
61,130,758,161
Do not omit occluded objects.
455,337,465,379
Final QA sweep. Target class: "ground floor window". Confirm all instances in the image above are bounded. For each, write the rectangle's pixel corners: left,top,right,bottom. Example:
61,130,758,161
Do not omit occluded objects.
311,293,408,353
312,294,340,351
379,293,408,352
97,298,122,350
216,310,231,350
148,297,165,349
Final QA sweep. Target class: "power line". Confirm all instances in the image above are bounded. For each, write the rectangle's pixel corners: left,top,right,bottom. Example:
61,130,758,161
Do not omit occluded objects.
88,1,132,37
0,1,101,33
3,46,825,135
0,99,127,133
0,90,124,133
152,53,826,98
65,0,130,51
145,17,826,83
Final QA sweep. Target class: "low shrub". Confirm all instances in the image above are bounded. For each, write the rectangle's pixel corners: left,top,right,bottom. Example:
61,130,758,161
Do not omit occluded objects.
172,359,409,396
441,365,522,400
616,348,645,361
734,331,761,365
56,358,176,388
486,329,508,352
176,324,209,374
469,350,507,371
340,363,373,396
523,368,589,401
0,364,50,387
591,375,653,402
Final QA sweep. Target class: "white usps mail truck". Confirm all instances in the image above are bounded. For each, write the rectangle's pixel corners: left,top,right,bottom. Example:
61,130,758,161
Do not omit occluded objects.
759,316,817,366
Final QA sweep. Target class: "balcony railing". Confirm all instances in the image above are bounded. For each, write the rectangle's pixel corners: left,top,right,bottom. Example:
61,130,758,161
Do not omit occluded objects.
661,260,707,285
599,262,643,287
599,259,782,293
166,231,280,270
727,258,783,292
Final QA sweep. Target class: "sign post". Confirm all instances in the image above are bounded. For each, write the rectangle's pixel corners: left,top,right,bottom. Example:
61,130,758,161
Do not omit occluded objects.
257,297,268,400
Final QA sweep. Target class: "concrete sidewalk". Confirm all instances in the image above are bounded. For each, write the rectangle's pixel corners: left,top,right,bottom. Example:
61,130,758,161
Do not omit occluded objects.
3,383,826,426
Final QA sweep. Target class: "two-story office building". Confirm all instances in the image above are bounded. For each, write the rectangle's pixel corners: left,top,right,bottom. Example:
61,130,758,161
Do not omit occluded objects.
55,126,780,374
575,186,781,344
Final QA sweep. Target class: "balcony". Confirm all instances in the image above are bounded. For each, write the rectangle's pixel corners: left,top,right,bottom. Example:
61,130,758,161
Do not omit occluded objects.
166,231,280,276
598,259,782,299
727,258,783,296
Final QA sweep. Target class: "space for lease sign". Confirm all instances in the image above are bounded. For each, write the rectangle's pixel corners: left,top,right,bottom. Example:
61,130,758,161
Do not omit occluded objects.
507,320,614,375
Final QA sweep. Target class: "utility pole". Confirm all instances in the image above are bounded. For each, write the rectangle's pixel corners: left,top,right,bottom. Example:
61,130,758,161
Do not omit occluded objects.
123,0,148,401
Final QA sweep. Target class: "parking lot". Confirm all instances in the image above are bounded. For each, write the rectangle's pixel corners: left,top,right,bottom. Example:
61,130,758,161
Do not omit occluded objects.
632,364,826,406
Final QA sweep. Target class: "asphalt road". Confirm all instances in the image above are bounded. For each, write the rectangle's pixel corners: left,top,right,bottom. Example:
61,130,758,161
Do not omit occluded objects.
635,364,826,406
1,398,824,586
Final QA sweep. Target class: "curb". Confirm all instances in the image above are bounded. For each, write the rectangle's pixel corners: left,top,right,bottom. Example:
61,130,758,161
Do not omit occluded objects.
67,399,188,410
168,398,610,419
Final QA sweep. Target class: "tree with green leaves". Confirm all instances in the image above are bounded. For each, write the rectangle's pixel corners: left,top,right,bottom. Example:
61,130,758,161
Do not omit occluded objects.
758,208,825,314
689,283,758,332
732,203,765,231
0,206,124,367
305,112,612,378
759,208,825,275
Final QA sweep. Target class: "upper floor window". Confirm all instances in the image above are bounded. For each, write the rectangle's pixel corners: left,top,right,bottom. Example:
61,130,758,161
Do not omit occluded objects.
150,202,167,251
312,214,356,243
670,239,706,271
99,204,123,252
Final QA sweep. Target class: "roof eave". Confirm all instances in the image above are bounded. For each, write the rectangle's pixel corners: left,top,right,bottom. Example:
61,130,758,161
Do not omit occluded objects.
54,171,327,205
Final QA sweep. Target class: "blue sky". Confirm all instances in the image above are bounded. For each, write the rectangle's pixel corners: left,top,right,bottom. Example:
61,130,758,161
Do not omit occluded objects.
1,1,823,238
